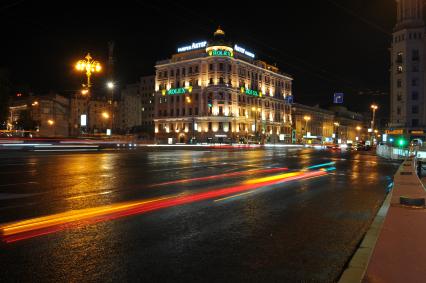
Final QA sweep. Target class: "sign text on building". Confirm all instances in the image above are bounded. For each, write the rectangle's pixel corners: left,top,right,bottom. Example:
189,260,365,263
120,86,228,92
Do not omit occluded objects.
208,49,233,57
241,87,263,97
177,41,207,53
166,86,192,95
234,44,255,58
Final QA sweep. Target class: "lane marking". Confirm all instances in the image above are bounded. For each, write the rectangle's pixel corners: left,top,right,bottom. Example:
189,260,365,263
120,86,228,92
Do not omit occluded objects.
66,191,113,200
214,191,256,202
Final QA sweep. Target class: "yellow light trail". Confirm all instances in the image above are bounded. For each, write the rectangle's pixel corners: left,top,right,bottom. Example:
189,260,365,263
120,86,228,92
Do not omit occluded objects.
1,195,176,237
244,172,301,185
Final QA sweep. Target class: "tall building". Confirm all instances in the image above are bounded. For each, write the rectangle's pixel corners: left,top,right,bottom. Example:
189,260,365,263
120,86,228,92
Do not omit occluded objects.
9,94,69,137
292,104,334,144
140,75,155,135
118,84,142,133
390,0,425,129
69,94,112,136
154,28,293,144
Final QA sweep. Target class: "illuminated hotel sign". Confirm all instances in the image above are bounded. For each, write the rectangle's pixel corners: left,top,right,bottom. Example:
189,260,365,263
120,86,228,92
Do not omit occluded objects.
165,86,193,95
234,44,255,58
177,41,207,53
240,87,263,97
208,49,233,57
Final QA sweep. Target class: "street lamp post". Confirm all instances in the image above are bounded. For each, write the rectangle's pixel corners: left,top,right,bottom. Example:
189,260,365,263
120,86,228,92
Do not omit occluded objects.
75,53,102,89
334,122,340,144
75,53,102,136
252,107,261,144
356,126,362,142
303,115,311,144
370,104,378,143
106,82,115,136
186,96,195,143
101,111,110,135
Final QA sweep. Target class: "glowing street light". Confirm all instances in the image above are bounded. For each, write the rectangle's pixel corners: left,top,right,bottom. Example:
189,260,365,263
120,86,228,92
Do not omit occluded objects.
303,116,311,142
75,53,102,89
47,119,54,126
102,112,110,119
81,89,89,95
107,81,115,89
370,104,378,131
333,122,340,144
356,126,361,131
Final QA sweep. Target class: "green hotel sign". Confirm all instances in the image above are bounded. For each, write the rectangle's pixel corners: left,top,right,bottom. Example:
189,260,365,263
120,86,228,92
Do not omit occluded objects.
241,87,263,98
164,86,193,95
208,49,233,57
167,88,186,95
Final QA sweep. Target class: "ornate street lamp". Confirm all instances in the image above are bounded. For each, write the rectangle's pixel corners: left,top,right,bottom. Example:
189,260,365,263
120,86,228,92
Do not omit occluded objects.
75,53,102,89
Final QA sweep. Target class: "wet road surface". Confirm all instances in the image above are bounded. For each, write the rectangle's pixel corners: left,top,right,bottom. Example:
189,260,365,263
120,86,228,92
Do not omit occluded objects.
0,148,399,282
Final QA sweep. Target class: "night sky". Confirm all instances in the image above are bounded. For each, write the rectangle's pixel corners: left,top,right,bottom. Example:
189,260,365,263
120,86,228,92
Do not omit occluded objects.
1,0,395,118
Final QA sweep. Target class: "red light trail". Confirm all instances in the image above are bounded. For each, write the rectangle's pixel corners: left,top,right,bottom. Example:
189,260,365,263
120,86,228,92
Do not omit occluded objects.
1,169,330,243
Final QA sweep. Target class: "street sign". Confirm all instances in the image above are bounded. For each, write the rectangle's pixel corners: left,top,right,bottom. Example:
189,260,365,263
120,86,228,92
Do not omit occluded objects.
333,93,344,104
80,114,87,126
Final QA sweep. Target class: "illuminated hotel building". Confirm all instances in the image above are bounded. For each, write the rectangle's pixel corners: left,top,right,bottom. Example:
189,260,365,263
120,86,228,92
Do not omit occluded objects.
154,28,293,144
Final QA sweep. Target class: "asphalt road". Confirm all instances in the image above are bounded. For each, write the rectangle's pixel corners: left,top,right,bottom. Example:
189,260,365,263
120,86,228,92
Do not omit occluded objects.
0,148,399,282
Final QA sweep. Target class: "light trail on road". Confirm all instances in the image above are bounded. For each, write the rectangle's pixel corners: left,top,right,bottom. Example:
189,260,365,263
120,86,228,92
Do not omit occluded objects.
0,167,333,243
150,167,289,187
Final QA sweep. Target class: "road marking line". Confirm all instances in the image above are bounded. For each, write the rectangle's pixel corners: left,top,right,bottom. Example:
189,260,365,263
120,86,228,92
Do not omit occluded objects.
214,191,256,202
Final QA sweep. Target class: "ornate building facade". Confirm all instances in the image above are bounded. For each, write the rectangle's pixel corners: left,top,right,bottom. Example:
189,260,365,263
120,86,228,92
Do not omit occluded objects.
154,28,293,144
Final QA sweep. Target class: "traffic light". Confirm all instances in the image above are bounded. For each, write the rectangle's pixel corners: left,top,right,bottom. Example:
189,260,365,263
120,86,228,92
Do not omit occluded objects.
397,137,407,147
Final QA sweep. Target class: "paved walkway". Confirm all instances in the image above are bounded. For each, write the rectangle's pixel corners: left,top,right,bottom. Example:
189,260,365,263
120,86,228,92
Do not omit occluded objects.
363,159,426,282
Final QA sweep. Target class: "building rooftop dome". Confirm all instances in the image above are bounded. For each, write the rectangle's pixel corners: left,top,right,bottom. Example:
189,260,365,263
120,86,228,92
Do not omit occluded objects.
214,26,225,37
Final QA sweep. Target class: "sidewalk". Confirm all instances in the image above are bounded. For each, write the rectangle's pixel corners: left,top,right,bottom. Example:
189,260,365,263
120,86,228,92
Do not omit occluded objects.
364,159,426,282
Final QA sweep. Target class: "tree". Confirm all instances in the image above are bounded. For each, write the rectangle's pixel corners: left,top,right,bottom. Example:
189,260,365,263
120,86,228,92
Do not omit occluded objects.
0,69,11,130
